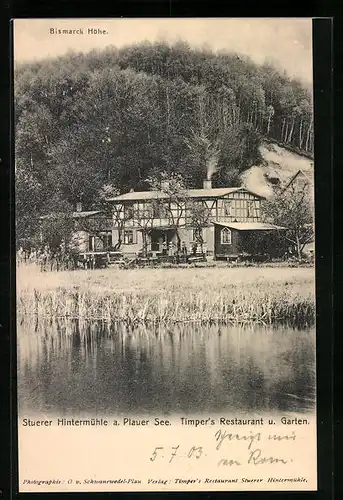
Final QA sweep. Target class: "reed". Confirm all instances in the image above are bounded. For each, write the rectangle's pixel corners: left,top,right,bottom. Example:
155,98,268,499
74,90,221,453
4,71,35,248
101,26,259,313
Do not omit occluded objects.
17,263,315,326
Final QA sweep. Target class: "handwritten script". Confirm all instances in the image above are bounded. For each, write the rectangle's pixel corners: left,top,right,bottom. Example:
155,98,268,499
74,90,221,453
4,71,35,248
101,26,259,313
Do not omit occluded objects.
149,429,297,467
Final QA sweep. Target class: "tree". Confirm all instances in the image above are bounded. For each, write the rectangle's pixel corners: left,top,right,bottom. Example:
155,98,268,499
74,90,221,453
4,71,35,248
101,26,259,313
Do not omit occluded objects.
15,39,314,250
132,203,155,257
95,184,132,251
184,129,220,184
46,125,108,206
187,200,212,252
39,194,75,252
265,104,275,134
217,85,237,129
15,158,44,247
146,171,189,250
262,176,314,259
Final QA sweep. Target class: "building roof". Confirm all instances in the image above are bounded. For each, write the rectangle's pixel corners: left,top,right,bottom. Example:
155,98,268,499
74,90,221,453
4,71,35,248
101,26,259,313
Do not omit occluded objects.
39,210,104,220
72,210,104,218
71,210,104,218
213,222,287,231
107,186,264,202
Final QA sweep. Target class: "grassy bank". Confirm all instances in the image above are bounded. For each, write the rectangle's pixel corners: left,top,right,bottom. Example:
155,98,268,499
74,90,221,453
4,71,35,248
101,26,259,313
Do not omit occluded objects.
17,263,315,326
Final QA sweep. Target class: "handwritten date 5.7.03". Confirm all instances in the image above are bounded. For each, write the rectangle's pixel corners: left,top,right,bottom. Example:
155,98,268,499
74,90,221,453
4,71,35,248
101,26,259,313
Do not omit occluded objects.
150,445,203,463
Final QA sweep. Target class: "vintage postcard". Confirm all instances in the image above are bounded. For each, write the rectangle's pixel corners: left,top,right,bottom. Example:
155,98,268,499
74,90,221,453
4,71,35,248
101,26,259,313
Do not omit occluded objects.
14,18,317,492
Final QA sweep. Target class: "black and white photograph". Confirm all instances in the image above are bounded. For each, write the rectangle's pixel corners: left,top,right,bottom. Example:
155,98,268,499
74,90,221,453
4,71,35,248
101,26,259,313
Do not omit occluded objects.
14,18,317,492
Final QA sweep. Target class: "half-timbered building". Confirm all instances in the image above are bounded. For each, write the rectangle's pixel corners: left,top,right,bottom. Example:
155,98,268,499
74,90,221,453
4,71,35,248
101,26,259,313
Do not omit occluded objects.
107,179,285,260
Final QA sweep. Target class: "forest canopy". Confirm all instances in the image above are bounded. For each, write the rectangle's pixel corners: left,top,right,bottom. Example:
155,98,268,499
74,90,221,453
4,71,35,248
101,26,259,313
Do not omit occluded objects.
15,40,313,242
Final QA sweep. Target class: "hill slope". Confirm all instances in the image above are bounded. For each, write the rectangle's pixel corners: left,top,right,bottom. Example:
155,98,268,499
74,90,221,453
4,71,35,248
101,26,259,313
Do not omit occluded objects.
241,142,314,198
15,42,314,242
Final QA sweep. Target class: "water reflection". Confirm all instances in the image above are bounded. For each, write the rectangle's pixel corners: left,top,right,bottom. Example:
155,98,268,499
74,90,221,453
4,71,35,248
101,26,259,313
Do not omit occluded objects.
17,317,316,416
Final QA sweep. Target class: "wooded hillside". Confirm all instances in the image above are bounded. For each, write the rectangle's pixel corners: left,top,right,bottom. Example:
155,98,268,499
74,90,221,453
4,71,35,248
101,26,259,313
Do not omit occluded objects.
15,40,313,242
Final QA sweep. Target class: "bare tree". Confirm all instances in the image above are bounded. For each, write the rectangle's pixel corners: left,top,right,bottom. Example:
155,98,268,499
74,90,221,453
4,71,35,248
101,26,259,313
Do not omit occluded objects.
132,203,155,257
187,200,212,253
262,176,314,259
147,171,189,250
111,204,134,250
94,183,132,250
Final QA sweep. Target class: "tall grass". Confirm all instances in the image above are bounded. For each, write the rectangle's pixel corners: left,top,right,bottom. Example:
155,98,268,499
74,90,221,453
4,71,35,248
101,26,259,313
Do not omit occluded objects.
17,263,315,327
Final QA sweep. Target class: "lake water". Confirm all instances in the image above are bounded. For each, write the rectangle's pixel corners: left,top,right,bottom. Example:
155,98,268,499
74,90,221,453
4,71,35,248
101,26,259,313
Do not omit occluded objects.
17,317,316,416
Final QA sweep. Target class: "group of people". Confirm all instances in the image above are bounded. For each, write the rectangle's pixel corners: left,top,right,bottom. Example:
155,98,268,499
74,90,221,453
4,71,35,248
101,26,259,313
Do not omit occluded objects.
160,240,204,258
16,244,77,271
160,240,180,257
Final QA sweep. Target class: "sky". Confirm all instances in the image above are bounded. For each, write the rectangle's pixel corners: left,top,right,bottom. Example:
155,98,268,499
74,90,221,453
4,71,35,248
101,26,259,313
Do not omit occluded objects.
14,18,313,84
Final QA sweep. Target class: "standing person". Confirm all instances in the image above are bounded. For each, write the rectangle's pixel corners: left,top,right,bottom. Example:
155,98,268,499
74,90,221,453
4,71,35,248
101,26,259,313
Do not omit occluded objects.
29,248,36,263
40,246,49,272
168,241,175,257
181,241,187,256
162,239,167,255
17,246,24,264
23,246,28,262
91,254,96,269
192,242,197,256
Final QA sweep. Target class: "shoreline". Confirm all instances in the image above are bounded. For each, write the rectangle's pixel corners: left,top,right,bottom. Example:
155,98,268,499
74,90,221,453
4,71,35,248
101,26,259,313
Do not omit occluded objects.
17,264,316,327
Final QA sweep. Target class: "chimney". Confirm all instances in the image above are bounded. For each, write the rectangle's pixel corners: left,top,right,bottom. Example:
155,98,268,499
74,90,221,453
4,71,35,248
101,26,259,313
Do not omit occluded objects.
76,201,82,212
203,179,212,190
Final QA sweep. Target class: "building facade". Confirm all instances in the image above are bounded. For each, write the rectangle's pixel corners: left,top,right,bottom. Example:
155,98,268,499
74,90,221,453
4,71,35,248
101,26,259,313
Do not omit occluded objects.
39,207,113,253
107,179,284,259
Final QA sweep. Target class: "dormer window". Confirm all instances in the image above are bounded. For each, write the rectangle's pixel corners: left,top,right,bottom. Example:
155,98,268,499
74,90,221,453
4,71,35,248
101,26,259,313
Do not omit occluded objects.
221,227,232,245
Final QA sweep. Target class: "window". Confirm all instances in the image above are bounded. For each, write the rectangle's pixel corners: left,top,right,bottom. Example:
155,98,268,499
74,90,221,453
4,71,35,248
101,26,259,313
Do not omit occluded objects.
224,200,232,216
247,201,252,218
124,230,136,245
221,227,232,245
88,235,95,251
103,233,112,249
